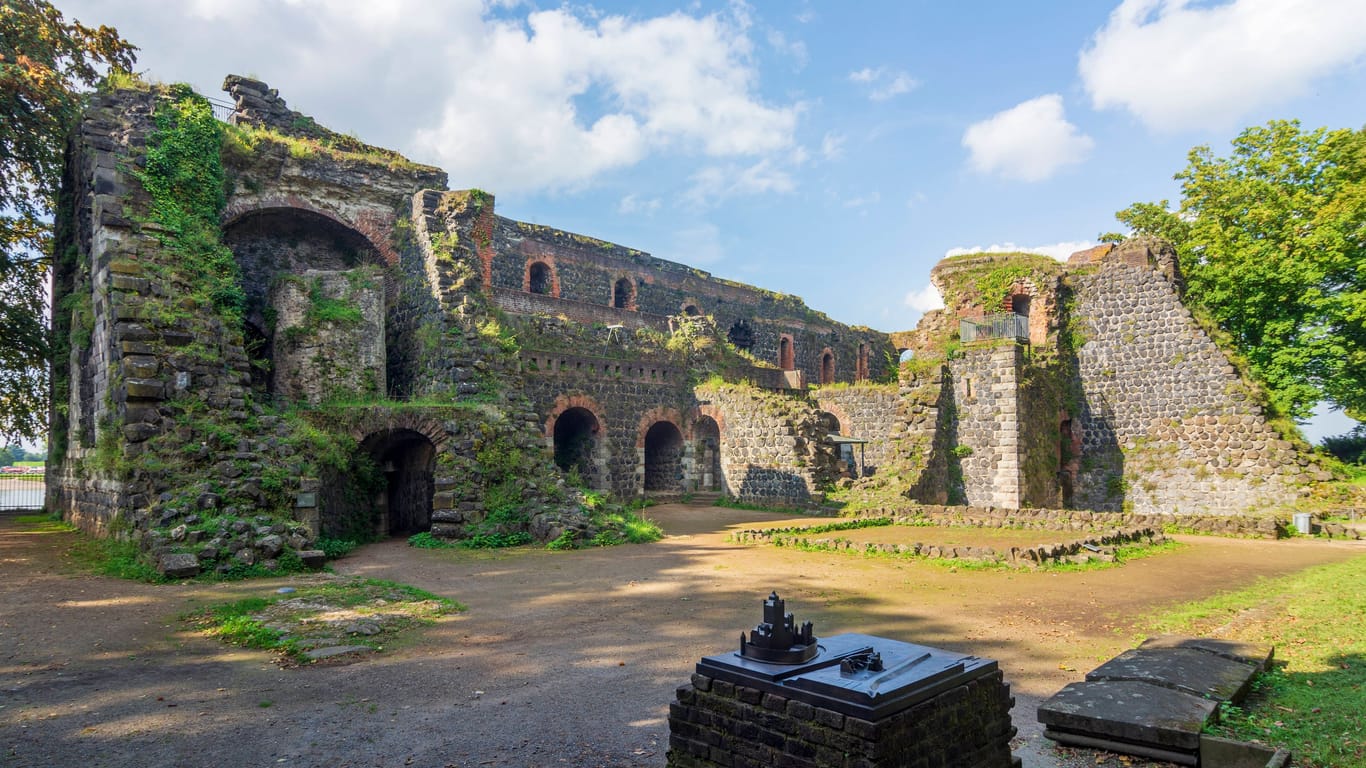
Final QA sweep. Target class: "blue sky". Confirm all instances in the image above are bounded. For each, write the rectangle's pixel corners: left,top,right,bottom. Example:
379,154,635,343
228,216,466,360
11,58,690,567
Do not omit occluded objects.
65,0,1366,437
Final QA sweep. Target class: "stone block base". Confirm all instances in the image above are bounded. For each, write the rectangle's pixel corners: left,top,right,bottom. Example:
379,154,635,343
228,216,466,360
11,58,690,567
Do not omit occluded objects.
667,668,1017,768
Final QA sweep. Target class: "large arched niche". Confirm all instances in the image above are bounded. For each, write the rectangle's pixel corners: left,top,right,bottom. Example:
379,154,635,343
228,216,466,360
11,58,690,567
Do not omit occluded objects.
552,406,608,490
643,420,685,493
222,207,391,401
357,428,435,537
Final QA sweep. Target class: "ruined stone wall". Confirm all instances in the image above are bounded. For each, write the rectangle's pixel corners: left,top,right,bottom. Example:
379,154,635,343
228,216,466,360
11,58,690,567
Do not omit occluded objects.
270,270,385,403
521,358,697,497
813,384,900,476
1071,257,1313,514
949,345,1025,509
483,216,895,386
695,383,838,505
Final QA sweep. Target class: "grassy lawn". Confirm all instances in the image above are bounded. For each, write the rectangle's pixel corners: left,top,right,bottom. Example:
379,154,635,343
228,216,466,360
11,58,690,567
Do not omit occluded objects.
1145,553,1366,767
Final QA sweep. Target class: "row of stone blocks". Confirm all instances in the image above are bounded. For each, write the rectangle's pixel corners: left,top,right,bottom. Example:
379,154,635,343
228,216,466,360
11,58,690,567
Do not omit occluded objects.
1038,635,1282,766
667,668,1017,768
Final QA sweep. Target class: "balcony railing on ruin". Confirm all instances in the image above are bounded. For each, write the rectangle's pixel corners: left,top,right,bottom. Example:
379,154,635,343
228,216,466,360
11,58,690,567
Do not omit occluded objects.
959,313,1029,344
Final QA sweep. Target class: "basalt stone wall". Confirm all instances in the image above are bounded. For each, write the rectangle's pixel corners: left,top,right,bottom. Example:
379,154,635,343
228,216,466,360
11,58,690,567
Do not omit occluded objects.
270,270,386,404
1071,256,1316,514
48,89,257,535
814,384,901,475
521,355,698,497
948,345,1025,509
481,217,896,387
668,668,1016,768
696,384,839,505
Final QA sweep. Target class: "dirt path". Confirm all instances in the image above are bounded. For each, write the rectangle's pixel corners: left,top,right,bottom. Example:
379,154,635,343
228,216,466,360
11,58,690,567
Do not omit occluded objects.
3,506,1362,768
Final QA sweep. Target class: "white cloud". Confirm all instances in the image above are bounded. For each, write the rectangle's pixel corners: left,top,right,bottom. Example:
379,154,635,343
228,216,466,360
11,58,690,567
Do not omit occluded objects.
904,284,945,313
618,194,661,215
767,29,808,67
962,95,1094,181
820,132,846,160
943,240,1097,262
1080,0,1366,132
684,159,796,206
71,1,801,195
848,67,919,101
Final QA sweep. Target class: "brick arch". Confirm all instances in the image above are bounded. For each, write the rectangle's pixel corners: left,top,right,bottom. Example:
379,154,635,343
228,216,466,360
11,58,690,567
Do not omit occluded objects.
815,400,852,436
344,410,450,451
1002,279,1037,313
636,406,685,448
543,393,609,440
612,275,638,310
691,404,727,441
818,347,836,385
524,255,561,297
221,197,398,266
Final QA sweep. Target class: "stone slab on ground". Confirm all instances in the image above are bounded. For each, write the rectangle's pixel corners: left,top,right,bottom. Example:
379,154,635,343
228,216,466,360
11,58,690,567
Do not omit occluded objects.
1138,634,1274,671
1037,680,1217,753
1085,647,1258,704
1200,735,1292,768
302,645,374,661
157,552,200,578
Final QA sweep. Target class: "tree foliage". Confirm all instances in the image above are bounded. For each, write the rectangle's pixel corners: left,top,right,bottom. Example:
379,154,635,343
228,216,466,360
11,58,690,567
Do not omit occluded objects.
0,1,136,442
1116,121,1366,422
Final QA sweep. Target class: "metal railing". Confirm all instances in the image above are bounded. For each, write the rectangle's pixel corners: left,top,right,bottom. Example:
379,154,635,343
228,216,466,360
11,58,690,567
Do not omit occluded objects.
959,313,1029,344
207,97,239,123
0,468,44,511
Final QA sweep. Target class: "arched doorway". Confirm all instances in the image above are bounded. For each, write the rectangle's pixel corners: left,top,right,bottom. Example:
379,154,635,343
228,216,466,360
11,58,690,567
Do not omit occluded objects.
694,416,721,492
553,407,602,487
643,421,684,492
1011,293,1031,317
779,335,795,370
528,261,553,295
682,304,701,317
360,429,435,536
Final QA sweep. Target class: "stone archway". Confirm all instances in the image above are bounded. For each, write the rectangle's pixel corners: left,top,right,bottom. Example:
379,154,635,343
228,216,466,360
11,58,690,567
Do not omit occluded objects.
693,416,721,492
819,348,836,385
360,428,435,536
643,421,685,493
553,407,605,488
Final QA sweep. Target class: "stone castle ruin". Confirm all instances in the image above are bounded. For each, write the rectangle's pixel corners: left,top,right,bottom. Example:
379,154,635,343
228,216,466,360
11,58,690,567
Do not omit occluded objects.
47,76,1324,568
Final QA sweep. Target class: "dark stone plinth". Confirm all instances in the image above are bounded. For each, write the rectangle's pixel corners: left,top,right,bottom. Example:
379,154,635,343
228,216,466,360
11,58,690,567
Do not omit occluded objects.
700,632,997,720
1086,647,1258,704
1038,680,1216,752
669,669,1015,768
1139,634,1274,672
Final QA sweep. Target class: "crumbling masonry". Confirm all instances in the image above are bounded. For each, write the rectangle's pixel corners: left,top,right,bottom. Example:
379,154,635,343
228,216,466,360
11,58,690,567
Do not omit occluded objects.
47,77,1323,567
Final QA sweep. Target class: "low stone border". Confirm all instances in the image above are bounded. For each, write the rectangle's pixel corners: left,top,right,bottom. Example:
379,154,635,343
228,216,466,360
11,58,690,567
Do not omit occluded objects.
843,504,1287,539
730,517,1166,568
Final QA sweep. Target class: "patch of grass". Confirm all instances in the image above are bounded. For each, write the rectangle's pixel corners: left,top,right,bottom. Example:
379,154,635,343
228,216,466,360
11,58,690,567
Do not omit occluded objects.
63,534,166,582
587,506,663,546
12,514,75,533
1144,554,1366,766
184,577,461,662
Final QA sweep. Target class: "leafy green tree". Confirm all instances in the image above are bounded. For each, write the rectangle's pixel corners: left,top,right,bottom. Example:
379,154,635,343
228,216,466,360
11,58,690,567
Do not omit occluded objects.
0,1,136,442
1116,121,1365,422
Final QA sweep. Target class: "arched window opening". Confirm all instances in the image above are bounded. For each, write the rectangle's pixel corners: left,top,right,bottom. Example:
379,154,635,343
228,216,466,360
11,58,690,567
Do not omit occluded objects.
856,343,869,382
528,261,553,295
682,304,701,317
643,421,684,493
779,335,795,370
820,350,835,385
727,320,755,351
613,278,634,310
1011,293,1031,317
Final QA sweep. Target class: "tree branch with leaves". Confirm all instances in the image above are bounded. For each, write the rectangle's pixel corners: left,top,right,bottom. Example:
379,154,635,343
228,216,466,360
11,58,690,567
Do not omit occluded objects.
0,0,136,441
1115,120,1365,423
